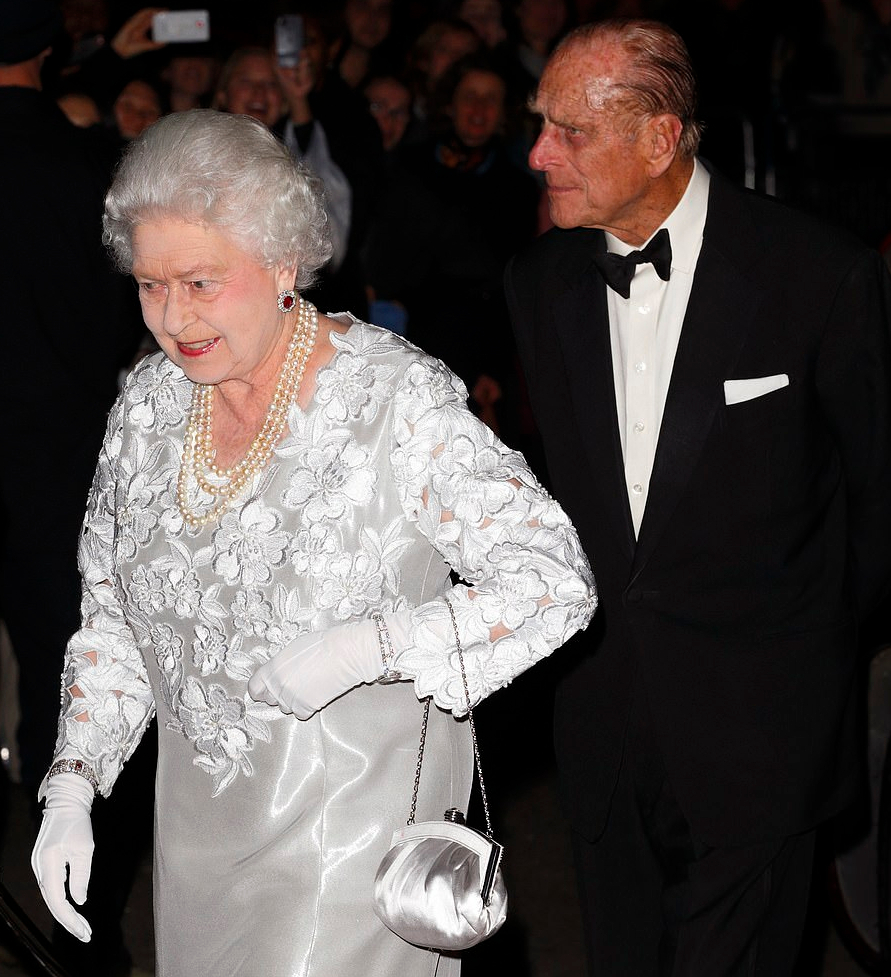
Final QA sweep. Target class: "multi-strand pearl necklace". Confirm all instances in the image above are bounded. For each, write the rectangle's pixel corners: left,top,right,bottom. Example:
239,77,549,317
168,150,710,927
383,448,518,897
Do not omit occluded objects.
177,297,318,528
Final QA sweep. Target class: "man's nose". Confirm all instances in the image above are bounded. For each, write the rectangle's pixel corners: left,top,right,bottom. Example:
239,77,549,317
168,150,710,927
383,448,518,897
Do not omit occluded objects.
528,126,555,172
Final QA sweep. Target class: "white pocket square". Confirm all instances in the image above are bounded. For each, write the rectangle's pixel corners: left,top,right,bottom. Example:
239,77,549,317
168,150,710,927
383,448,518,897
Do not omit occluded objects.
723,374,789,405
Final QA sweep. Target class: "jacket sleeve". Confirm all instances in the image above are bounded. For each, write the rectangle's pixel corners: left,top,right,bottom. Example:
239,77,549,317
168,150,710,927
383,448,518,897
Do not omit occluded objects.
45,394,156,798
815,247,891,620
389,354,597,714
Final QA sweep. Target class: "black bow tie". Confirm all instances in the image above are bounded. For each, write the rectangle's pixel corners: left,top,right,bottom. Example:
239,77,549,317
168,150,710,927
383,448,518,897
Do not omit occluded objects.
592,228,672,299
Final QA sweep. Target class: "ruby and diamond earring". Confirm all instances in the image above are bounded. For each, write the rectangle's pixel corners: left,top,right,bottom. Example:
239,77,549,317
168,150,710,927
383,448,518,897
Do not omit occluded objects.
277,289,298,313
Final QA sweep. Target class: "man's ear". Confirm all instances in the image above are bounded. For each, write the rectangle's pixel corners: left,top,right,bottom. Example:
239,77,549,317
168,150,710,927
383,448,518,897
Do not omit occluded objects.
645,113,683,178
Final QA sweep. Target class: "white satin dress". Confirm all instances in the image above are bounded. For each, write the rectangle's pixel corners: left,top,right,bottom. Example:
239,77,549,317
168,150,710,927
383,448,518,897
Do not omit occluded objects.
50,318,596,976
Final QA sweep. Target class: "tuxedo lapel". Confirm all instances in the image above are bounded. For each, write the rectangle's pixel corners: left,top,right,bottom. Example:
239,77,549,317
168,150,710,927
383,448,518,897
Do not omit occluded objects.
631,177,765,576
551,237,636,560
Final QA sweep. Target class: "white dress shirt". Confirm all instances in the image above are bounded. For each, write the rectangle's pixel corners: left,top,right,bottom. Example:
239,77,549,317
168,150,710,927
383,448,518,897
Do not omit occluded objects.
605,159,710,536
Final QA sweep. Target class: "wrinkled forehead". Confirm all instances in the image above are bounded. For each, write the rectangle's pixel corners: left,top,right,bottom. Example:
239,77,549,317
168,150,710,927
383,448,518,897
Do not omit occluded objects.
534,42,624,118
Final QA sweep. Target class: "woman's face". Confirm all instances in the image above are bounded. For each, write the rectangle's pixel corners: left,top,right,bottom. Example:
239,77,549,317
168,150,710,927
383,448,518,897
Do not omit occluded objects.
345,0,392,51
113,80,162,140
365,76,411,150
219,53,283,127
450,70,505,147
131,218,296,389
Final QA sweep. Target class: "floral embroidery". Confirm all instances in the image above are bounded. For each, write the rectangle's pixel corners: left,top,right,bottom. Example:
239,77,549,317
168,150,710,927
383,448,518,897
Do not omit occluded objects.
126,357,190,432
231,589,274,637
128,565,169,615
278,416,377,522
211,500,289,587
152,623,184,673
172,678,271,796
289,523,338,576
192,623,228,676
314,335,396,423
53,328,596,796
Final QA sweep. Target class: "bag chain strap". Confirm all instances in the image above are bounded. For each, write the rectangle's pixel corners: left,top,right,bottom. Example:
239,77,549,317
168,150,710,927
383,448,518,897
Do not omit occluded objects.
407,596,494,840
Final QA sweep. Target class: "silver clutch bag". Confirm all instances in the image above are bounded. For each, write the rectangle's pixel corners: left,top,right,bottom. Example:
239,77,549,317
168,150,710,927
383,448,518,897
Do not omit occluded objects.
372,598,508,951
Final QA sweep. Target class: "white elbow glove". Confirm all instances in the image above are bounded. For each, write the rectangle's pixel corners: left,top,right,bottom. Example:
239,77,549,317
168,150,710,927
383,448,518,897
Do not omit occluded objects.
248,613,413,719
31,772,95,942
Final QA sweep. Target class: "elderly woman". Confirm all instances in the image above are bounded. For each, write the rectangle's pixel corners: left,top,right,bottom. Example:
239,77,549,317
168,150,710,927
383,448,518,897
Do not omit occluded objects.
30,110,595,977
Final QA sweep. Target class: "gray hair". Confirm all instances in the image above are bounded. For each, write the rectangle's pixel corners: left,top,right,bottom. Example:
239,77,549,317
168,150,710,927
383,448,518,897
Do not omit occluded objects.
555,19,702,158
102,109,333,289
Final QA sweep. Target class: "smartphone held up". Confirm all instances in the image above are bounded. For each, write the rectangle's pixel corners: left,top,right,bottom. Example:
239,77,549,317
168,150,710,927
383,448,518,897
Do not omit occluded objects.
274,15,304,68
151,10,210,44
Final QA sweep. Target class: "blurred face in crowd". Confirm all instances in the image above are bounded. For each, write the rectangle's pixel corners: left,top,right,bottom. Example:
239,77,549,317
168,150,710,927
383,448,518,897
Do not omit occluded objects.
458,0,507,48
426,26,480,86
345,0,393,51
218,52,284,127
58,92,101,128
516,0,567,49
61,0,107,41
114,80,162,140
165,55,218,99
300,17,329,85
365,76,411,150
529,40,654,238
450,69,506,147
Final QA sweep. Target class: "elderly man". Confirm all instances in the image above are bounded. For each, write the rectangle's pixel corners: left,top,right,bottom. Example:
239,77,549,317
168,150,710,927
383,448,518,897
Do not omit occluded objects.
505,18,891,977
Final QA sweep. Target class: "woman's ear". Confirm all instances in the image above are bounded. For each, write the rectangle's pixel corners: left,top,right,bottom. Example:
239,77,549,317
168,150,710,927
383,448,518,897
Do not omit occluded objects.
276,263,300,293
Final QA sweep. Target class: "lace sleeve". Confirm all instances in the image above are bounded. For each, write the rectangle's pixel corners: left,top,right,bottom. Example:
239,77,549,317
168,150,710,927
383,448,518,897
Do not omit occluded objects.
48,394,156,797
390,356,597,714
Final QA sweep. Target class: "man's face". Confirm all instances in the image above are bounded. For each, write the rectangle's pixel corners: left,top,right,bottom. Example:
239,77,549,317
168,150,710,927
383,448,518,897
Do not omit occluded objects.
221,53,283,127
529,42,652,238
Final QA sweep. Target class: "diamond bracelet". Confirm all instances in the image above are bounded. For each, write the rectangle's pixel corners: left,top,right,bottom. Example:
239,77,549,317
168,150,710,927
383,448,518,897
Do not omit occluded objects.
47,758,99,792
371,611,403,684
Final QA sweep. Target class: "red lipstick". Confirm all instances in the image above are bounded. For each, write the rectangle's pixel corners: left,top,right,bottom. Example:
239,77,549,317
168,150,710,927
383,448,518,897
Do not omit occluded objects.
177,337,221,358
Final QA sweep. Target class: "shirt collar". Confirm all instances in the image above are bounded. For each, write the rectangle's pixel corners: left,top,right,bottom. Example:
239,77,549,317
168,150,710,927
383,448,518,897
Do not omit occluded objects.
604,158,710,275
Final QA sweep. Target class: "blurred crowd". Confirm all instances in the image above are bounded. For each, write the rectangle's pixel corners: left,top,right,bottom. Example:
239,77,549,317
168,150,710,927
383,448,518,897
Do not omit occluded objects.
34,0,891,425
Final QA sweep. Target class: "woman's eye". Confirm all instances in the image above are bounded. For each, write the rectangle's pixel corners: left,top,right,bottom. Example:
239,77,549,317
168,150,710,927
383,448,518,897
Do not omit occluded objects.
191,280,213,291
138,281,162,295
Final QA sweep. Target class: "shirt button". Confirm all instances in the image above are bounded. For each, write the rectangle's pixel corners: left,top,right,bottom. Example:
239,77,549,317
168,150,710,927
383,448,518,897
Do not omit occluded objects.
638,303,651,314
631,483,643,495
633,421,645,433
635,361,647,373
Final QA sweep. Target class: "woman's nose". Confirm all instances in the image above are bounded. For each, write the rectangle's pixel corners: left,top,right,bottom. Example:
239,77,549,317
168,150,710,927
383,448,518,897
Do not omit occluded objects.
162,286,195,336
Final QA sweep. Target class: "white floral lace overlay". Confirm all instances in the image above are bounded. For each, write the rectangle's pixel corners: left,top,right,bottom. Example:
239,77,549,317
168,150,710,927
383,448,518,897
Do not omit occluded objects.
52,397,156,796
389,356,597,713
51,320,596,797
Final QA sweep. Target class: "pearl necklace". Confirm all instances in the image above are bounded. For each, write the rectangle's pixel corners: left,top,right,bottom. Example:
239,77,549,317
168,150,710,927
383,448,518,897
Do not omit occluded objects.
177,297,318,528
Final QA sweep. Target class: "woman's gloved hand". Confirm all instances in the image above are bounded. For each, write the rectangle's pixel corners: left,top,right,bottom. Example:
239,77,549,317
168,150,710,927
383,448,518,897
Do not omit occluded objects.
248,615,410,719
30,772,95,942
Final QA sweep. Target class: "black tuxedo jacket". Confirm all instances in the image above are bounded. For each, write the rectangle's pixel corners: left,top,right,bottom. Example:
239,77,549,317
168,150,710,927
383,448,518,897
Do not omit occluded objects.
505,169,891,846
